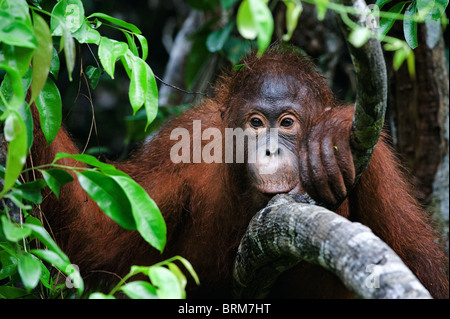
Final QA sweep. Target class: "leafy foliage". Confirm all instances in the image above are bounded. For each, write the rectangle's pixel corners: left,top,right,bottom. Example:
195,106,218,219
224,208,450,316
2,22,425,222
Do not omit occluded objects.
0,0,448,299
0,0,194,299
376,0,448,48
90,256,199,299
186,0,448,83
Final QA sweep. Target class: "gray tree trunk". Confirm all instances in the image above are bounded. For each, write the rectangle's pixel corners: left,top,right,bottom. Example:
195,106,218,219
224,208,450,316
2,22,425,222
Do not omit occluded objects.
158,10,205,107
232,194,432,299
386,24,449,248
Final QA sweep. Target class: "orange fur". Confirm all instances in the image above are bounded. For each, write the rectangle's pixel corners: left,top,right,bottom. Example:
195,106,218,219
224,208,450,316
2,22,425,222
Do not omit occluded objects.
29,49,448,298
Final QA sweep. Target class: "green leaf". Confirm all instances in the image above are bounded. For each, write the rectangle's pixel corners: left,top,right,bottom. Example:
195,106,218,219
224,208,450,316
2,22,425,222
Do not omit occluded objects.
206,22,234,52
430,0,449,20
0,65,24,110
0,66,32,151
404,2,418,49
30,12,53,104
124,32,139,57
128,265,151,276
406,48,415,78
236,0,274,55
72,20,101,44
0,11,37,48
50,0,85,35
377,1,408,39
149,266,182,299
1,111,27,195
87,12,142,34
112,42,129,64
144,63,158,130
282,0,302,41
121,281,158,299
390,42,415,78
0,286,31,299
98,36,114,77
383,38,403,51
120,54,132,79
110,175,166,252
23,223,79,295
12,179,46,204
167,263,187,298
393,45,408,70
17,68,34,153
18,254,42,290
135,34,148,60
64,263,84,291
1,215,32,242
23,223,70,264
3,111,23,141
89,292,116,299
30,249,68,273
40,168,74,198
98,37,128,79
249,0,274,56
417,0,448,20
315,0,329,21
76,170,136,230
38,261,51,289
31,249,84,294
4,192,32,211
34,77,62,145
25,215,43,227
61,26,76,81
50,48,60,79
0,249,18,280
1,0,31,22
49,0,79,80
417,0,436,17
2,44,34,77
172,256,200,285
237,0,258,39
53,153,125,175
348,27,371,48
85,65,102,89
28,224,85,296
128,54,147,112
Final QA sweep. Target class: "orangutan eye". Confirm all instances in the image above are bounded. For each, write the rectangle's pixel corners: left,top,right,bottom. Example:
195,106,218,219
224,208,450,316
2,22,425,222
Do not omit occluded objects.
250,117,264,128
280,118,294,128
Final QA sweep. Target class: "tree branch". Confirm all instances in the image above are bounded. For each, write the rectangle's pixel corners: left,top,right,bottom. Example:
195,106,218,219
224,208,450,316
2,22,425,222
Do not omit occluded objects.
336,0,388,179
158,9,206,107
232,195,432,299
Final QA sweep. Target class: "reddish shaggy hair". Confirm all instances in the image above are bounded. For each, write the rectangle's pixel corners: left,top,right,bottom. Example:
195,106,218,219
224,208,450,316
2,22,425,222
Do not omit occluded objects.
29,47,449,298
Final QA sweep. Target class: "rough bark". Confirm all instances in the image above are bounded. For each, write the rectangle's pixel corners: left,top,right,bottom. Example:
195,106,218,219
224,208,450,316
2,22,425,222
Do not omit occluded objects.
158,9,223,107
384,22,449,251
386,24,449,246
232,194,432,299
336,0,388,181
387,16,448,207
158,10,206,107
